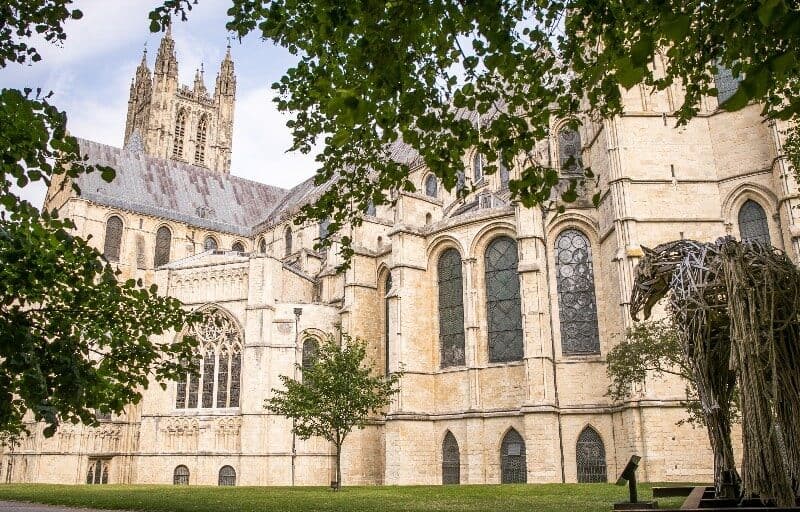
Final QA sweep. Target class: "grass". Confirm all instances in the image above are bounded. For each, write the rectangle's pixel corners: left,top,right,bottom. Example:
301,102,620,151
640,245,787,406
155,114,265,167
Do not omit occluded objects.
0,482,689,512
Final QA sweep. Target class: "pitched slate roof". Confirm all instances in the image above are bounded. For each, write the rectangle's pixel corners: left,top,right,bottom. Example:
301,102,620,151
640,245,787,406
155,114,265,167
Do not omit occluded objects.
75,139,288,235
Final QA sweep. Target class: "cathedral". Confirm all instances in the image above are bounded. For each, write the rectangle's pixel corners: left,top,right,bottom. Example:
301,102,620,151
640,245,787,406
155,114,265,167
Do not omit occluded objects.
2,30,798,487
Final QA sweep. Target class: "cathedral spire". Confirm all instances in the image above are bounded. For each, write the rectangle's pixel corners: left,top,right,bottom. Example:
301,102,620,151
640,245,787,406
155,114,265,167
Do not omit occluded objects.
193,63,208,97
154,25,178,78
214,42,236,98
135,46,151,83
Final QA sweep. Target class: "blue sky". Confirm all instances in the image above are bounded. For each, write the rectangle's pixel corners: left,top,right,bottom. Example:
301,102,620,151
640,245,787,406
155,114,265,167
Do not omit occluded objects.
0,0,318,207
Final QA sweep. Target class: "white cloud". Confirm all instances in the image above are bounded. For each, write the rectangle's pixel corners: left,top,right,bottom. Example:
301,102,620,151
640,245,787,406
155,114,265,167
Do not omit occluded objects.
231,86,318,188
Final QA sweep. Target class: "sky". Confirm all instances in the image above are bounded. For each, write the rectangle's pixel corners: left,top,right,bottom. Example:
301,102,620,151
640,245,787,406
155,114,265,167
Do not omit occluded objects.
0,0,319,208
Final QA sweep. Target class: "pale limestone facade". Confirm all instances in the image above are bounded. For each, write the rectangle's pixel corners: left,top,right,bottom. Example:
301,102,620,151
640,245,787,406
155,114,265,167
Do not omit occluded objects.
2,37,798,488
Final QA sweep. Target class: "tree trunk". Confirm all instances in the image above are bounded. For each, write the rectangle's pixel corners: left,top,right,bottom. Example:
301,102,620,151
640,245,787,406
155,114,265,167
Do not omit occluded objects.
335,441,342,491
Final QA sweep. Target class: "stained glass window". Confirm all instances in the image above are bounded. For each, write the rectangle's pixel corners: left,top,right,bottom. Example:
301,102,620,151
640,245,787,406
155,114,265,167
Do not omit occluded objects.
231,241,245,253
204,236,217,251
176,308,242,409
195,115,208,166
738,200,771,245
201,348,215,408
218,466,236,486
384,272,392,375
442,431,460,485
425,175,438,197
216,347,229,408
302,338,319,371
714,64,741,105
173,465,190,485
285,226,293,256
473,153,484,183
577,426,607,483
438,249,465,367
485,237,523,362
229,348,241,407
558,127,582,175
173,109,186,159
154,226,171,266
103,216,123,262
501,429,527,484
555,229,600,355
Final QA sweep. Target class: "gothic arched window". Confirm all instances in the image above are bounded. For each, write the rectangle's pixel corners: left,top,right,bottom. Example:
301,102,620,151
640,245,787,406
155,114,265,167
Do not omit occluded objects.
195,114,208,166
577,426,607,483
302,338,319,371
442,431,461,485
384,272,393,375
231,241,245,253
738,199,771,245
456,170,466,193
558,127,582,175
258,238,267,254
500,429,527,484
425,174,438,197
485,236,523,362
175,308,242,409
284,226,293,256
438,249,465,367
173,109,187,159
473,153,484,183
218,465,236,486
154,226,172,267
555,229,600,355
103,215,123,262
499,160,510,190
173,465,190,485
714,63,742,105
204,236,218,252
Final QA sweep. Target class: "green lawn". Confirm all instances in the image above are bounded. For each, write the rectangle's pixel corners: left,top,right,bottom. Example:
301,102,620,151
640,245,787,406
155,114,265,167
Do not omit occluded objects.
0,483,688,512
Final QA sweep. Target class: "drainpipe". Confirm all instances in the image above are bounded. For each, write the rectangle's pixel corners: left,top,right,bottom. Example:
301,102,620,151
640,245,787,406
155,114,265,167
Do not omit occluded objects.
292,307,302,486
541,207,566,483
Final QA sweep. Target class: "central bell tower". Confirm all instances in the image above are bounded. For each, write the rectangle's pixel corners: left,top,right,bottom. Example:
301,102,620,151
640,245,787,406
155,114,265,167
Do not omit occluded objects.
123,26,236,174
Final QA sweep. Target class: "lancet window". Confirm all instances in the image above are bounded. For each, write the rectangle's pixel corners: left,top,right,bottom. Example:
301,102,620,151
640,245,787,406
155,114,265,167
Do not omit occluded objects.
473,153,484,183
175,308,242,409
555,229,600,355
438,249,465,367
284,226,293,256
576,426,607,483
195,114,208,166
204,236,218,252
558,127,582,175
485,236,523,362
500,429,527,484
425,174,438,197
442,431,461,485
173,109,187,159
103,215,123,262
154,226,172,267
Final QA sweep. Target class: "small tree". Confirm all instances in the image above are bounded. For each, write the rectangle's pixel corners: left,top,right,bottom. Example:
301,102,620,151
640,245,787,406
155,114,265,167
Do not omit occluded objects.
606,319,739,427
265,332,401,489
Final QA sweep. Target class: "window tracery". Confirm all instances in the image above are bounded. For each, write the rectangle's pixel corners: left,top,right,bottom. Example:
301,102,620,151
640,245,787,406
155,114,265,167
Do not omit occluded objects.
714,64,742,105
302,338,319,371
154,226,172,267
173,465,189,485
485,236,523,362
442,431,460,485
738,199,771,245
576,426,607,483
438,249,465,367
499,160,510,190
195,115,208,166
500,429,526,484
558,127,582,175
231,241,245,253
173,109,186,159
204,236,218,252
218,465,236,486
176,308,242,409
555,229,600,355
103,216,123,262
